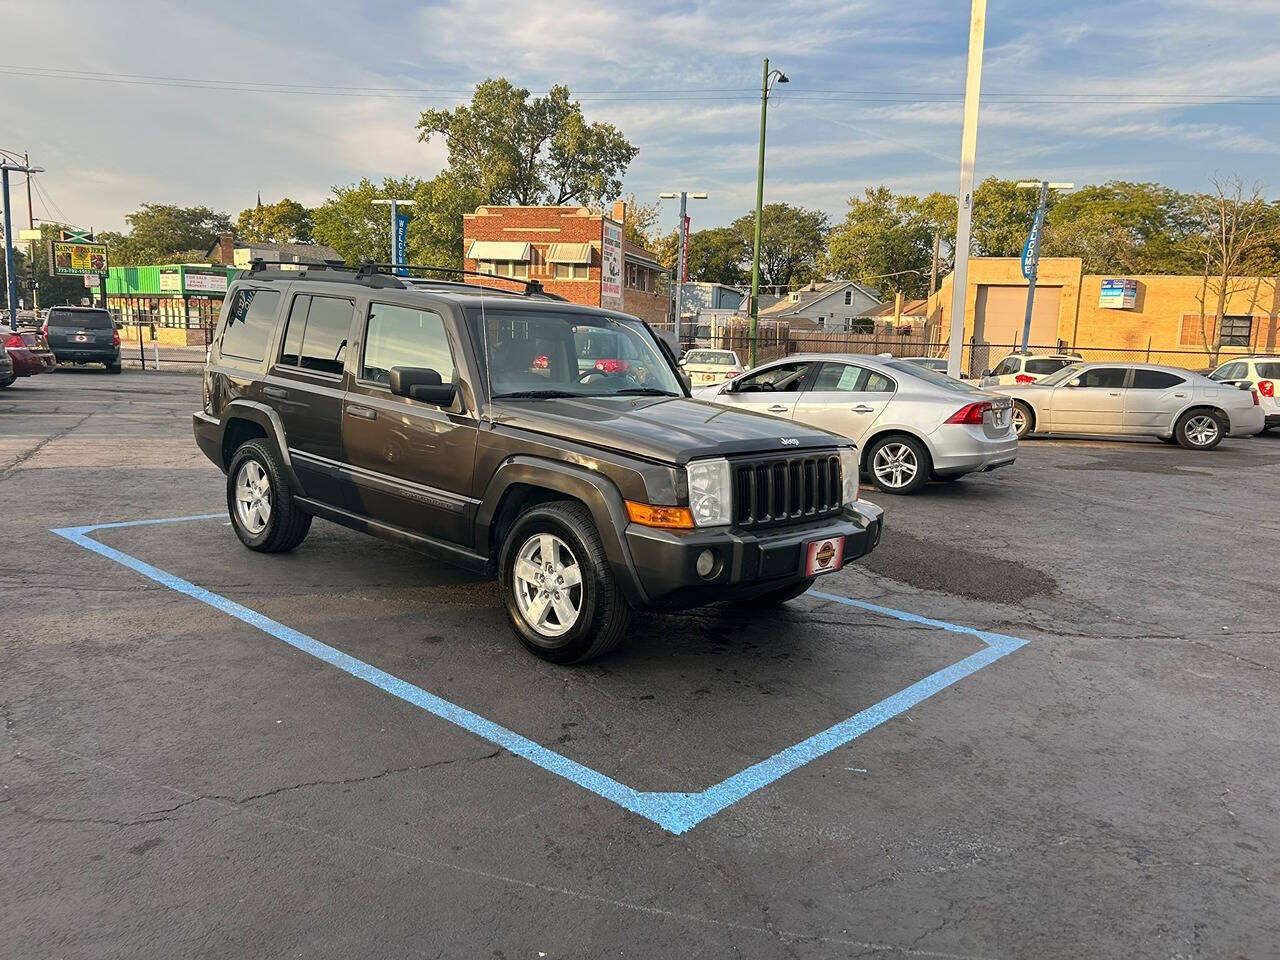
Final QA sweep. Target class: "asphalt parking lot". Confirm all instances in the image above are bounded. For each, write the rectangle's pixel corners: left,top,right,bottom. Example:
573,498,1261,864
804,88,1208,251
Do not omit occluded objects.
3,370,1278,959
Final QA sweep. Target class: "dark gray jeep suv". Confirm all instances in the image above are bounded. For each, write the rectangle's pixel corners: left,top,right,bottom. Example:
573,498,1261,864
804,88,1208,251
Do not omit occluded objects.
193,263,883,663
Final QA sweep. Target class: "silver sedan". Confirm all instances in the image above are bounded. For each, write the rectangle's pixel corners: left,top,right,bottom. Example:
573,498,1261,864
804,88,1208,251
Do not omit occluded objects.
695,353,1017,494
993,362,1265,449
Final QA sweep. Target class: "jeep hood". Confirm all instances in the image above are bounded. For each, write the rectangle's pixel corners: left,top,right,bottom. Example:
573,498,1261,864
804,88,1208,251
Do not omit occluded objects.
491,396,846,464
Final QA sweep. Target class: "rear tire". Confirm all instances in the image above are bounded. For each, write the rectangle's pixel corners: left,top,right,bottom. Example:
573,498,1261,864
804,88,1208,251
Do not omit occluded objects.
499,501,630,664
1174,409,1225,450
106,360,122,374
866,434,930,495
226,439,312,552
1011,401,1034,438
747,577,817,606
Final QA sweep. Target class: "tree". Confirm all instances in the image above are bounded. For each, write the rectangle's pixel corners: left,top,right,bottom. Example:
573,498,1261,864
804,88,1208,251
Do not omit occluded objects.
1043,182,1200,274
311,173,483,270
235,198,313,244
731,203,828,290
657,225,747,286
98,203,232,265
825,187,938,298
1184,175,1280,363
417,78,638,208
620,193,660,250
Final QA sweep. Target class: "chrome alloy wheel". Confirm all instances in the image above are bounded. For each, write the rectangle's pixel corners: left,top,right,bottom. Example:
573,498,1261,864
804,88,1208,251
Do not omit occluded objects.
512,533,584,639
872,442,919,489
234,459,272,535
1011,404,1028,435
1184,414,1220,447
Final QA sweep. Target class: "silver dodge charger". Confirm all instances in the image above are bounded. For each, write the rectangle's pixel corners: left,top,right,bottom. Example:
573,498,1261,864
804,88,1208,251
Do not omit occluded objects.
695,353,1017,494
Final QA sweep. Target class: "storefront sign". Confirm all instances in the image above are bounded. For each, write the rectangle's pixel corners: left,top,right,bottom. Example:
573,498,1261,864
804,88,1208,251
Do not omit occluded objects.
1099,278,1137,309
48,239,108,276
184,271,228,294
600,219,623,310
159,271,182,292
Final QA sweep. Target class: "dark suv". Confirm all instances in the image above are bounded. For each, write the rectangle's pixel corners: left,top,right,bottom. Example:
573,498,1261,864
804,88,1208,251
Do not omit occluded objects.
193,264,883,663
44,306,122,372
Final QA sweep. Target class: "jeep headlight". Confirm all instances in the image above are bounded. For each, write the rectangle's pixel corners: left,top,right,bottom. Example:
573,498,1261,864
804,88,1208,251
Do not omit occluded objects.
686,457,732,527
839,448,860,505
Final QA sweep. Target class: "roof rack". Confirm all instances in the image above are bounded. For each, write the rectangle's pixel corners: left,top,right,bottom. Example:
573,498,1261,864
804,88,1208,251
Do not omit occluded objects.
357,262,556,298
239,258,565,300
241,258,405,289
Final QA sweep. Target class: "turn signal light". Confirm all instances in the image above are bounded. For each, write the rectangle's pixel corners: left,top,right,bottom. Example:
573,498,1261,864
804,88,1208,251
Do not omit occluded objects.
1259,379,1275,398
946,401,993,425
625,501,695,530
1014,374,1036,384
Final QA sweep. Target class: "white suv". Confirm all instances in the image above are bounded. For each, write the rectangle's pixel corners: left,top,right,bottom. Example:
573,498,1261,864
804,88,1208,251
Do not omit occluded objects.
981,353,1082,387
1209,356,1280,432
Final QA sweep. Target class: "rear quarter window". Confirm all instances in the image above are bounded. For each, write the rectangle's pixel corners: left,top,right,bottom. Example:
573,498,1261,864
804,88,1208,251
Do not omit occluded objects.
49,309,112,329
1256,362,1280,379
219,288,281,362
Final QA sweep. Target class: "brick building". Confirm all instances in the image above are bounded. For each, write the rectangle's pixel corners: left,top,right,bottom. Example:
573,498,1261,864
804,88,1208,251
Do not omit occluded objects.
462,202,670,325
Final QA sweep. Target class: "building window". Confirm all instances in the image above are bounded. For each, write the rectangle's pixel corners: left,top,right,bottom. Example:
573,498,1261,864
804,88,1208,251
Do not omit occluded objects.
844,290,852,305
554,262,588,280
477,260,528,279
1219,315,1253,347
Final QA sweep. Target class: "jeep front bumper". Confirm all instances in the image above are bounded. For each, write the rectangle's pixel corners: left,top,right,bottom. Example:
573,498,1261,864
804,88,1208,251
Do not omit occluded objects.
622,499,883,609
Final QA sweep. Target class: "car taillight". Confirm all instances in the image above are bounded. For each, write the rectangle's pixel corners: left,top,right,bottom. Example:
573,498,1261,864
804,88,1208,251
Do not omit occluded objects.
1259,379,1275,398
531,354,549,370
1014,374,1036,384
594,358,629,373
946,401,993,425
4,334,23,348
40,323,48,337
112,329,121,347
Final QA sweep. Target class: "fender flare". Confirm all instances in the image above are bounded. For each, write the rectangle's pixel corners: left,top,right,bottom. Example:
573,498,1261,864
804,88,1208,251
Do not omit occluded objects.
476,456,648,605
220,399,304,492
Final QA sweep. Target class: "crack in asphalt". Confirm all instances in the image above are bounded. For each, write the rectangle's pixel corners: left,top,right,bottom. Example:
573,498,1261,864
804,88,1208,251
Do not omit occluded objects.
233,750,504,804
0,412,92,480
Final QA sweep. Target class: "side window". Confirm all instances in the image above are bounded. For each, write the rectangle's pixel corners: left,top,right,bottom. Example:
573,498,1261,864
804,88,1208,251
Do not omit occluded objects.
811,363,863,391
1026,358,1067,375
993,357,1020,376
1131,370,1185,390
361,303,456,387
734,361,811,392
863,371,896,393
219,288,281,362
1212,362,1246,381
277,294,353,376
1075,367,1127,388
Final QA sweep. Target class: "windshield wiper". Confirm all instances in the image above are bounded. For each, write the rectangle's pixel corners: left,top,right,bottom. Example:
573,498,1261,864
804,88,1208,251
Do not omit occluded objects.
614,387,679,397
492,389,585,399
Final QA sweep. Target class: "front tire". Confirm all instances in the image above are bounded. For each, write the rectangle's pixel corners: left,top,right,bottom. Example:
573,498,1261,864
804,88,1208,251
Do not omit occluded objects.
499,501,630,663
866,434,930,495
226,439,312,552
1174,409,1225,450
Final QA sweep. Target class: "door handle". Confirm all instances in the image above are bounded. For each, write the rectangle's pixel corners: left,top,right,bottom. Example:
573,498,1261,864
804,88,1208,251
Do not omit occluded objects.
1107,392,1121,397
851,405,874,413
263,386,288,399
346,404,377,421
767,404,789,413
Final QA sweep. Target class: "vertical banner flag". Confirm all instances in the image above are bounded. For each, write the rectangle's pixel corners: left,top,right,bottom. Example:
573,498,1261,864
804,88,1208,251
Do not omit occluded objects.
394,211,410,276
1020,205,1046,280
681,215,691,283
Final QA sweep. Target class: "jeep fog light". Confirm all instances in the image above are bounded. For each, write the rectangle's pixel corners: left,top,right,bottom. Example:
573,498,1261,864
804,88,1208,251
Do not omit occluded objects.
686,457,732,527
839,448,859,505
696,549,716,578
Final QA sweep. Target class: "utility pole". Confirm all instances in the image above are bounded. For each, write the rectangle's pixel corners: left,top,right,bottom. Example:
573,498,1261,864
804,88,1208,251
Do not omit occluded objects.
371,198,416,275
946,0,986,380
929,231,940,297
24,152,37,312
748,58,788,368
1015,180,1073,354
658,190,707,346
2,157,45,331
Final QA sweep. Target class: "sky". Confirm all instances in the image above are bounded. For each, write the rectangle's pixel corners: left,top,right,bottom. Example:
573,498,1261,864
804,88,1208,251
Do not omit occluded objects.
4,0,1280,240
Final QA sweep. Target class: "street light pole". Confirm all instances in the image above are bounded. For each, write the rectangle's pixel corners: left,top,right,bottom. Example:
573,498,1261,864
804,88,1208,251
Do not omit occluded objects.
658,190,707,347
748,58,788,368
2,158,44,331
371,198,417,274
1015,180,1073,354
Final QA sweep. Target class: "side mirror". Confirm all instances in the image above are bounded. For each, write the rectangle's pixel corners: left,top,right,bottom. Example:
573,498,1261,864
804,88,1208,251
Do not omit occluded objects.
1065,379,1081,388
389,366,457,407
679,371,692,391
981,369,993,377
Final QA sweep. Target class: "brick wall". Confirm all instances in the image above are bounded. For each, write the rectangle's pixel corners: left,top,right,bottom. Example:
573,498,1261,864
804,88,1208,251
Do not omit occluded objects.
462,205,603,307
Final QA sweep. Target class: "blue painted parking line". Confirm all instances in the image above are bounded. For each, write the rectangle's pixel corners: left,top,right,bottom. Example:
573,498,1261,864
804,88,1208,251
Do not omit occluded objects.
53,515,1029,835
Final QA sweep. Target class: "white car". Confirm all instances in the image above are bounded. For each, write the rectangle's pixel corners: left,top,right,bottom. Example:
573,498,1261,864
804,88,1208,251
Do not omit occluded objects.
1208,356,1280,433
694,353,1017,494
680,349,744,387
993,362,1265,449
981,353,1082,387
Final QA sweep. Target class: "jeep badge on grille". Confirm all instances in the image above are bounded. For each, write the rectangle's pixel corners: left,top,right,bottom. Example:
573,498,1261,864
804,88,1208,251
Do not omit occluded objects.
780,437,799,446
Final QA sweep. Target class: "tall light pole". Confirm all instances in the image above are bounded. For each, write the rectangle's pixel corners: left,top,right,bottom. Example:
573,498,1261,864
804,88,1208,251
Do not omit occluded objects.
2,158,45,331
658,190,707,345
371,198,417,275
946,0,986,380
1015,180,1073,354
748,58,788,368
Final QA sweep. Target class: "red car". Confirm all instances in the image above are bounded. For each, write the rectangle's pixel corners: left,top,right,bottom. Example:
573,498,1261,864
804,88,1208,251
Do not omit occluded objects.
3,329,57,385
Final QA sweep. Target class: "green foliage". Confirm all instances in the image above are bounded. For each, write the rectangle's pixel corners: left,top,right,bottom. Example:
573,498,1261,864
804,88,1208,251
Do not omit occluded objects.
98,203,232,266
657,226,747,286
235,198,313,244
620,193,661,251
311,173,483,270
825,187,941,298
730,203,828,289
417,78,638,208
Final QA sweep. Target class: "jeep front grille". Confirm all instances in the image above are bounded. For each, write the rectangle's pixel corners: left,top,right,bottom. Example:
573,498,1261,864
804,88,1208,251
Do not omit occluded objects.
733,453,843,528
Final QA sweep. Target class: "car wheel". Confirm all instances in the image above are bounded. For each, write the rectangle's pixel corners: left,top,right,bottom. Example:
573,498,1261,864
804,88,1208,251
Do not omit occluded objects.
500,500,630,664
0,375,13,389
106,360,122,374
748,577,816,606
226,439,312,552
1175,409,1226,450
1011,401,1034,438
867,435,930,495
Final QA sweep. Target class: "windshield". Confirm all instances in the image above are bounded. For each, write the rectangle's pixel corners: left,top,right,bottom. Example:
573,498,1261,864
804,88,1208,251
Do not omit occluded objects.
884,359,983,393
473,308,684,399
685,351,737,366
1035,363,1086,386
